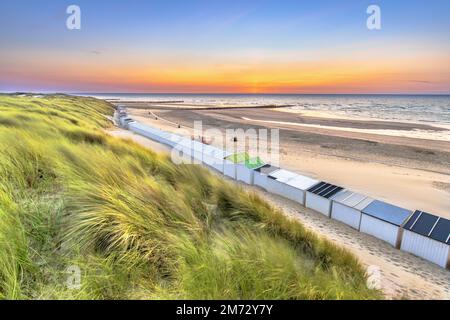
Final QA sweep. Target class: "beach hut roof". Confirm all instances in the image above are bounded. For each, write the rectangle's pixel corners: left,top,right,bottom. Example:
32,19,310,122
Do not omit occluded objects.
216,149,231,158
245,157,265,170
332,190,374,210
225,152,250,163
361,200,412,226
255,164,280,175
203,145,231,158
177,137,194,148
268,169,299,181
167,133,184,144
285,175,319,190
403,211,450,244
307,182,344,199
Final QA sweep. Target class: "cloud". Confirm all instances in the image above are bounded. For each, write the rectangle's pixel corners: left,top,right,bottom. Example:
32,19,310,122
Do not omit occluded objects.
408,80,432,84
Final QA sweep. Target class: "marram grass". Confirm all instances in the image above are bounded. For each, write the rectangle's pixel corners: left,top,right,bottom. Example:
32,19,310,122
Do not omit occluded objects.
0,94,382,300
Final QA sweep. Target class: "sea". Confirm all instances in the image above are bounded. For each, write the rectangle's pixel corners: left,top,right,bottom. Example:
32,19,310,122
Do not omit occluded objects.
80,94,450,141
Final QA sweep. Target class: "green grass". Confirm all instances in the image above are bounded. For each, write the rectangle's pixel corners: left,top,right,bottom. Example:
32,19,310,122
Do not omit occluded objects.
0,93,382,300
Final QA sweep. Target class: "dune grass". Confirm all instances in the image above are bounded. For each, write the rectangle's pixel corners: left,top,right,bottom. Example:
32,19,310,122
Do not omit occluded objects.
0,94,382,300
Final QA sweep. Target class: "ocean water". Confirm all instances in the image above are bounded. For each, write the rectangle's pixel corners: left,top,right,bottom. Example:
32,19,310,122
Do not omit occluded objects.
84,93,450,126
83,93,450,141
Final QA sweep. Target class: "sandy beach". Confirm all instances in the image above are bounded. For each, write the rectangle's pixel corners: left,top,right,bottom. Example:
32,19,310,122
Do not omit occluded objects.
108,127,450,300
123,103,450,218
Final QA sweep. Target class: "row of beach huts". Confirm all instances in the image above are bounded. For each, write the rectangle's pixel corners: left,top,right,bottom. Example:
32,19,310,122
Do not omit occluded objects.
116,107,450,269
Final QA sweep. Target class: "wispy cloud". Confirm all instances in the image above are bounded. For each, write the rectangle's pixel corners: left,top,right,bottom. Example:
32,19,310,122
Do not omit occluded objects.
408,80,432,84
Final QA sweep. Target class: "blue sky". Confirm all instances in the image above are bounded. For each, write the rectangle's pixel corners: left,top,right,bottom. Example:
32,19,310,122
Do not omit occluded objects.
1,0,449,93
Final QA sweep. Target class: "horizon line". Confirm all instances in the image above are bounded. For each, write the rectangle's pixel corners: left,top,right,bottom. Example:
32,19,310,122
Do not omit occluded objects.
2,91,450,96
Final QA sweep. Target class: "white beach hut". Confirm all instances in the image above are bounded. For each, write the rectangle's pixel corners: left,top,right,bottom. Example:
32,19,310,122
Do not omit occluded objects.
253,165,280,190
236,156,265,185
202,145,231,173
202,145,218,169
264,169,319,205
120,117,135,129
172,137,196,163
280,175,320,205
190,140,204,163
165,133,184,148
401,211,450,268
129,122,161,141
155,130,173,146
331,191,374,229
223,158,236,179
265,169,299,195
305,182,345,217
223,152,249,180
360,200,412,248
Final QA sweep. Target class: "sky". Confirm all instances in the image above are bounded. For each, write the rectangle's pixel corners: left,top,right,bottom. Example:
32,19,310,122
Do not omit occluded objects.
0,0,449,94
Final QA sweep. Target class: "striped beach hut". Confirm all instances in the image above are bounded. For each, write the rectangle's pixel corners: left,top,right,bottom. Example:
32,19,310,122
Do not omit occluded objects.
305,182,345,217
401,211,450,268
360,200,412,248
331,191,374,229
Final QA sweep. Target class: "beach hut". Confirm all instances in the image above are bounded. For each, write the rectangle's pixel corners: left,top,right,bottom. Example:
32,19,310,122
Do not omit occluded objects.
223,158,236,179
253,164,280,190
171,138,203,163
360,200,412,248
331,191,374,229
305,182,345,217
155,130,173,146
129,122,160,141
401,211,450,268
265,169,299,194
281,175,320,205
129,122,180,148
169,137,194,163
223,152,248,180
264,169,319,205
165,133,184,148
120,117,135,129
202,145,218,169
202,145,231,173
236,156,266,185
189,140,204,163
